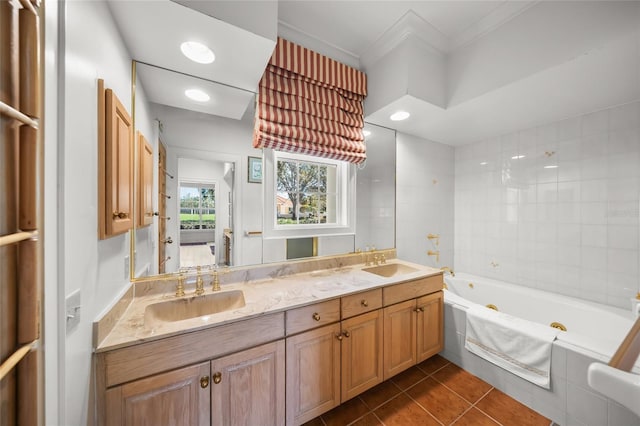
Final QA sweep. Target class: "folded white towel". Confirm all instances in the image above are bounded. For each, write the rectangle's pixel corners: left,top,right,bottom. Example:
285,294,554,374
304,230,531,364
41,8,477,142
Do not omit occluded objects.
465,304,560,389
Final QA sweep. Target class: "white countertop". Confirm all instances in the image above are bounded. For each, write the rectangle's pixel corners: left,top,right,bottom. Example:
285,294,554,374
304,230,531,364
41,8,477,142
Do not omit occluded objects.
95,257,442,353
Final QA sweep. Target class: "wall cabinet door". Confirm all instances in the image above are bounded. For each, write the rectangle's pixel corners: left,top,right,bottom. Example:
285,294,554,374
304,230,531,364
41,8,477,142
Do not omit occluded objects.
137,132,154,227
104,362,210,426
211,340,285,426
383,299,417,380
286,323,341,425
104,88,133,237
416,291,444,363
341,309,383,402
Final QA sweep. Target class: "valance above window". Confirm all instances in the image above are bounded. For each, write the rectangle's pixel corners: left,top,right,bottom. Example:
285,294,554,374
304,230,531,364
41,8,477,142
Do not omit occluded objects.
253,38,368,164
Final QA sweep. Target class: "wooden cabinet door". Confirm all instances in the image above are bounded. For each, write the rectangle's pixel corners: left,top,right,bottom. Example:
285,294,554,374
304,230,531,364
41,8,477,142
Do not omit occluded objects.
104,362,210,426
416,291,444,363
210,340,285,426
105,88,133,236
158,141,167,273
383,299,417,380
341,310,383,402
286,323,341,425
137,132,153,227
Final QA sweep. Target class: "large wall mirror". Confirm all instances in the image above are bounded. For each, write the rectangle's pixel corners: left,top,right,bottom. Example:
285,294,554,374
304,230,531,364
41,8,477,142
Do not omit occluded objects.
117,3,396,280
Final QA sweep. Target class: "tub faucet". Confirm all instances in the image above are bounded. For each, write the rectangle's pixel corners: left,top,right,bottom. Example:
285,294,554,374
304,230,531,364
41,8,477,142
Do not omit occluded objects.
440,266,455,277
427,250,440,263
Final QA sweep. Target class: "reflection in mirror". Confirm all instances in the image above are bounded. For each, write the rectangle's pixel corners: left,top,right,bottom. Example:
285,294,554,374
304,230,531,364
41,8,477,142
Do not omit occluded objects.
132,63,396,279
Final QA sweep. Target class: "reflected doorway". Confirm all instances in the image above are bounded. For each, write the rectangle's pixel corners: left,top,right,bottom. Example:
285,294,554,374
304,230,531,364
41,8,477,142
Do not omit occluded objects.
179,183,216,268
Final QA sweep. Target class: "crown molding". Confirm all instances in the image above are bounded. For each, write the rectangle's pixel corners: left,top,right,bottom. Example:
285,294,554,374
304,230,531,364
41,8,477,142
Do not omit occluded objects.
450,1,539,51
277,20,361,69
360,10,448,69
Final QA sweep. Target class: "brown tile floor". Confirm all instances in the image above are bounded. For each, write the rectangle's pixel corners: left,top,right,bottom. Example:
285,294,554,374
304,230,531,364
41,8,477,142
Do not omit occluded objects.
304,355,550,426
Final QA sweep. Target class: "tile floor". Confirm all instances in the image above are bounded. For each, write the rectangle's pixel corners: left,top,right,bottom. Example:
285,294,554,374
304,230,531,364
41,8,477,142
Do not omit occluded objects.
304,355,550,426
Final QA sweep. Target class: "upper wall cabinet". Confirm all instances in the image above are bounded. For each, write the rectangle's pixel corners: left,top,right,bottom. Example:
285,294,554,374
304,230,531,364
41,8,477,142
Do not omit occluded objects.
137,132,154,228
98,79,134,239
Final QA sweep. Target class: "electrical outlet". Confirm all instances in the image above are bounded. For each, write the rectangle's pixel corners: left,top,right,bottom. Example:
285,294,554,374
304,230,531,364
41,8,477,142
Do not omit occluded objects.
66,289,81,332
124,255,130,280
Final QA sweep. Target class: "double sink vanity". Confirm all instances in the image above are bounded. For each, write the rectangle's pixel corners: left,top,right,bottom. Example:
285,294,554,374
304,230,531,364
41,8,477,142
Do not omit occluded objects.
93,251,444,425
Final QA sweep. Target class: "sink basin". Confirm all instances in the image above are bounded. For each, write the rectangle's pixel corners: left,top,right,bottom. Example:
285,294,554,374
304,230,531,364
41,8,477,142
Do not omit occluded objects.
144,290,245,325
362,263,418,277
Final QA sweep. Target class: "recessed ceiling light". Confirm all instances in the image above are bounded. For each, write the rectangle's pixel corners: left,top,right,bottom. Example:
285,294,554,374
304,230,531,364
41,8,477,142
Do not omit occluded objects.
480,162,488,165
543,165,558,169
185,89,210,102
511,155,525,160
363,130,371,137
180,41,215,64
390,111,410,121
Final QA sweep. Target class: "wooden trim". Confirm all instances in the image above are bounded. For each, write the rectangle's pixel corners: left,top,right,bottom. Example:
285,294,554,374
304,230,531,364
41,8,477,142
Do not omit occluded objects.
97,79,106,239
18,238,39,343
17,350,38,426
18,0,37,16
0,340,37,382
0,101,38,128
19,7,40,118
0,230,37,247
609,316,640,372
19,125,38,230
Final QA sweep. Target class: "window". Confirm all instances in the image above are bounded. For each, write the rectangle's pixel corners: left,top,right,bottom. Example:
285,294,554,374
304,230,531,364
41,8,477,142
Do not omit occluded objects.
276,158,337,225
263,150,356,238
179,184,215,230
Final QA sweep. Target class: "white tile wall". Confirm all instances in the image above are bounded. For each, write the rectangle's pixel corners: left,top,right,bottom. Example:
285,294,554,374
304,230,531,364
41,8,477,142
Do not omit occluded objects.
396,133,455,268
454,101,640,309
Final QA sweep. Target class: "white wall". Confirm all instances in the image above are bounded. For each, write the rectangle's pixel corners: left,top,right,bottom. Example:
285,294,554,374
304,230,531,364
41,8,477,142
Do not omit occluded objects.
396,132,455,268
454,101,640,309
153,104,263,268
61,1,155,424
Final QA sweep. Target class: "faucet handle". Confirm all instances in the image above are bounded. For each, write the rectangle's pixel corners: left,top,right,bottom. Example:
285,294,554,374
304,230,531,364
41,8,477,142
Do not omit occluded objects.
380,253,386,264
175,273,186,297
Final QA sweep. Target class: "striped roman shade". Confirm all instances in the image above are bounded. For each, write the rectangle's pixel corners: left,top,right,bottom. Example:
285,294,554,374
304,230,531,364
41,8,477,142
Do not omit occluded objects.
253,38,368,164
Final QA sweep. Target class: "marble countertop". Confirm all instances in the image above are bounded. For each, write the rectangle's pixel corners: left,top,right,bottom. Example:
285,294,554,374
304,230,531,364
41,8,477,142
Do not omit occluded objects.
95,257,443,353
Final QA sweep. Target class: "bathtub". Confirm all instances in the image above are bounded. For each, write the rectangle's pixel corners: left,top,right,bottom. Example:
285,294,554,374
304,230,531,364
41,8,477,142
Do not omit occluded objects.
441,273,640,426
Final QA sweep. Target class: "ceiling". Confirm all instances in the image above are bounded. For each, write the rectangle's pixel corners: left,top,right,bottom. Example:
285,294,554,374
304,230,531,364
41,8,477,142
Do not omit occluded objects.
109,1,640,146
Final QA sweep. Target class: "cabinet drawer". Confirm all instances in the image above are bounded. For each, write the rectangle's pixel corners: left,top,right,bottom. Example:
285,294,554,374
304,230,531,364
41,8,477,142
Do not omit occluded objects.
341,288,382,319
383,275,443,306
286,299,340,335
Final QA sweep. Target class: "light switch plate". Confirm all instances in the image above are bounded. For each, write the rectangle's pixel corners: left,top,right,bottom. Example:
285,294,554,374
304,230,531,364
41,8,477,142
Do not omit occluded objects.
65,289,81,332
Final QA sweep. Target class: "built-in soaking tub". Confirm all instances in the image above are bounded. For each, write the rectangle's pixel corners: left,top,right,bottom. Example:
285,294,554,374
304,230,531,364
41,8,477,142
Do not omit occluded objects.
441,272,640,426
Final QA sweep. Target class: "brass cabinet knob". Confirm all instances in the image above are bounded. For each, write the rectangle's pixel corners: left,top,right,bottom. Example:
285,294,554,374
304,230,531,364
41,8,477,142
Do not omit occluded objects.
312,312,321,321
112,211,128,219
200,376,209,388
414,307,424,313
212,372,222,384
361,300,368,307
336,333,343,341
343,330,350,338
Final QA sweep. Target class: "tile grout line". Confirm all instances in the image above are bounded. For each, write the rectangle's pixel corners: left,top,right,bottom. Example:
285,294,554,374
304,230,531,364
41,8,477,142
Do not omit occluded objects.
400,384,446,426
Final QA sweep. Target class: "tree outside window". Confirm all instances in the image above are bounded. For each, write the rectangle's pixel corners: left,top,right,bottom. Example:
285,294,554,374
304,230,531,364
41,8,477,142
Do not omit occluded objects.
180,185,215,230
276,158,337,225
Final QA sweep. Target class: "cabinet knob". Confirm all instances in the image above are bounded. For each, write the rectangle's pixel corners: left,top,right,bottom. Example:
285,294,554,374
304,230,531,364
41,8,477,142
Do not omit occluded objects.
361,300,368,307
343,330,350,338
335,333,343,341
112,211,129,219
312,312,321,321
212,372,222,384
200,376,209,388
414,307,424,313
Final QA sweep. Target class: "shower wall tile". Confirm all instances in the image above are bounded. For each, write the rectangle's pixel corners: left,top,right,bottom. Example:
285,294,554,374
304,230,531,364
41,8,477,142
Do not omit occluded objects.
454,101,640,309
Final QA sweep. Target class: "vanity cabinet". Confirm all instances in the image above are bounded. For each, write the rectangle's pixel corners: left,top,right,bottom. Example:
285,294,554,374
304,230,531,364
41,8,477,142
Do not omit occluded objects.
211,340,285,426
104,340,284,426
285,292,384,425
383,287,444,379
105,362,210,426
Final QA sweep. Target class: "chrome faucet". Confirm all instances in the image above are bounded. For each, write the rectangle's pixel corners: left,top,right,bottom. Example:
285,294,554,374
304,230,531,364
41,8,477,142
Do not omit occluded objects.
440,266,455,277
195,266,205,296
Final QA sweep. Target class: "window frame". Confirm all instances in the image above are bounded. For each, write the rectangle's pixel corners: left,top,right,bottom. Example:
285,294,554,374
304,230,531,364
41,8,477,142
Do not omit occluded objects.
263,149,356,239
178,181,216,232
